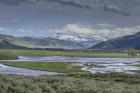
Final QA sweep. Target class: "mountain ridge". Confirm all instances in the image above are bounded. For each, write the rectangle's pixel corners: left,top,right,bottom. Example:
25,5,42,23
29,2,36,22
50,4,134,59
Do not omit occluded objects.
0,34,96,49
91,31,140,49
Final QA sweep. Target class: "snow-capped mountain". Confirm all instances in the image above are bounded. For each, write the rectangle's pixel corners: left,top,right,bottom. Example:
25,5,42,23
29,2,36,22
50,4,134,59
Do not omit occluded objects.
55,33,88,42
54,33,102,48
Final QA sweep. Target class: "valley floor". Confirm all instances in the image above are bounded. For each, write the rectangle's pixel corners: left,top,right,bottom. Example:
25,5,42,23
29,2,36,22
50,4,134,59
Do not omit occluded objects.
0,49,135,58
0,49,140,93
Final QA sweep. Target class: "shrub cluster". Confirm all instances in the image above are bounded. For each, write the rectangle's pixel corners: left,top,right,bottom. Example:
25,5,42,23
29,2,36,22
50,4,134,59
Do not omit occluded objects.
0,73,140,93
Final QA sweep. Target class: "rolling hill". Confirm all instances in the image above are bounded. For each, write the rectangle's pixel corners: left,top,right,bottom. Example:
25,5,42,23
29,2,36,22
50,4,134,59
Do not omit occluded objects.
91,32,140,49
0,39,26,49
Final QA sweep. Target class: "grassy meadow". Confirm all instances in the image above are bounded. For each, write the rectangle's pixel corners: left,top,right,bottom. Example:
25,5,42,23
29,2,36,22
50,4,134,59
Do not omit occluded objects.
5,62,84,73
0,52,17,60
0,49,132,59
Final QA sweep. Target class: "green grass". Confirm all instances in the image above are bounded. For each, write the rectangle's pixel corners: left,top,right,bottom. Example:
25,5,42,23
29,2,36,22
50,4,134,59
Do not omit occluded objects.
129,62,140,67
131,64,140,67
0,49,132,58
5,62,84,73
0,49,139,60
0,52,17,60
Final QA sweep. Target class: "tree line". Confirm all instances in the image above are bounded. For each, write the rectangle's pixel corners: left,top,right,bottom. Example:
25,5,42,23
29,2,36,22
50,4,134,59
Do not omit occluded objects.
128,49,140,56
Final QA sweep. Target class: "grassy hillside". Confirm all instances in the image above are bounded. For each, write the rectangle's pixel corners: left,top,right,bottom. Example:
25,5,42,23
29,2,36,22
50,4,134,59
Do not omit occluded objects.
91,32,140,49
0,39,27,49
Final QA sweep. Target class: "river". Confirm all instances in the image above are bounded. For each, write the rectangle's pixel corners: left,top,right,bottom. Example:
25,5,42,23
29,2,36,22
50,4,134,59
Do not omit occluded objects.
0,56,140,75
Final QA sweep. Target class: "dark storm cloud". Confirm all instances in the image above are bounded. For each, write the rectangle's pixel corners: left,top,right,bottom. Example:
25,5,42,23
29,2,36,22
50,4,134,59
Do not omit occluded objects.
0,16,18,22
44,0,91,9
0,0,91,9
104,5,131,16
0,0,139,16
0,0,32,5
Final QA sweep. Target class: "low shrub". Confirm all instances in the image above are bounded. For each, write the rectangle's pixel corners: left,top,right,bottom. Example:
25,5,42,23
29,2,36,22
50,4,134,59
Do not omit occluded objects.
0,73,140,93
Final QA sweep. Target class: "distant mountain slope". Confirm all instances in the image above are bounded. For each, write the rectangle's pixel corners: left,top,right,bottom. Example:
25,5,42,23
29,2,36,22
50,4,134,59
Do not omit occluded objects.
0,34,87,49
91,32,140,49
0,39,26,49
21,37,85,49
0,34,31,49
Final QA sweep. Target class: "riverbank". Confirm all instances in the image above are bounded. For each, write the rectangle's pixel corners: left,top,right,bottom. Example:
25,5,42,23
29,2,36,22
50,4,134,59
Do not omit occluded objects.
4,60,140,74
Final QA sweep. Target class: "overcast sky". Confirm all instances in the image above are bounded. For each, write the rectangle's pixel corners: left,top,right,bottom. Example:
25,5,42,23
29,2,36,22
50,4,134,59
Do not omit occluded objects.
0,0,140,40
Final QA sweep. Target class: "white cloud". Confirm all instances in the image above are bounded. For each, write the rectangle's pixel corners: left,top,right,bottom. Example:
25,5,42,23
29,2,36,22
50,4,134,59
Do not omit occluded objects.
19,29,25,32
96,24,116,27
49,23,140,41
0,27,7,31
64,24,93,35
18,29,33,33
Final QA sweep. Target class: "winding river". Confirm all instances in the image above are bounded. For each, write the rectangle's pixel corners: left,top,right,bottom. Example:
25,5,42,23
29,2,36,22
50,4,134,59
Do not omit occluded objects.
0,56,140,75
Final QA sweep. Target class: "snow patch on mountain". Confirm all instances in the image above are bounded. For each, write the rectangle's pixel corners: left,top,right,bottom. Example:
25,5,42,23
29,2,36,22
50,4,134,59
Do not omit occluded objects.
55,33,88,42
